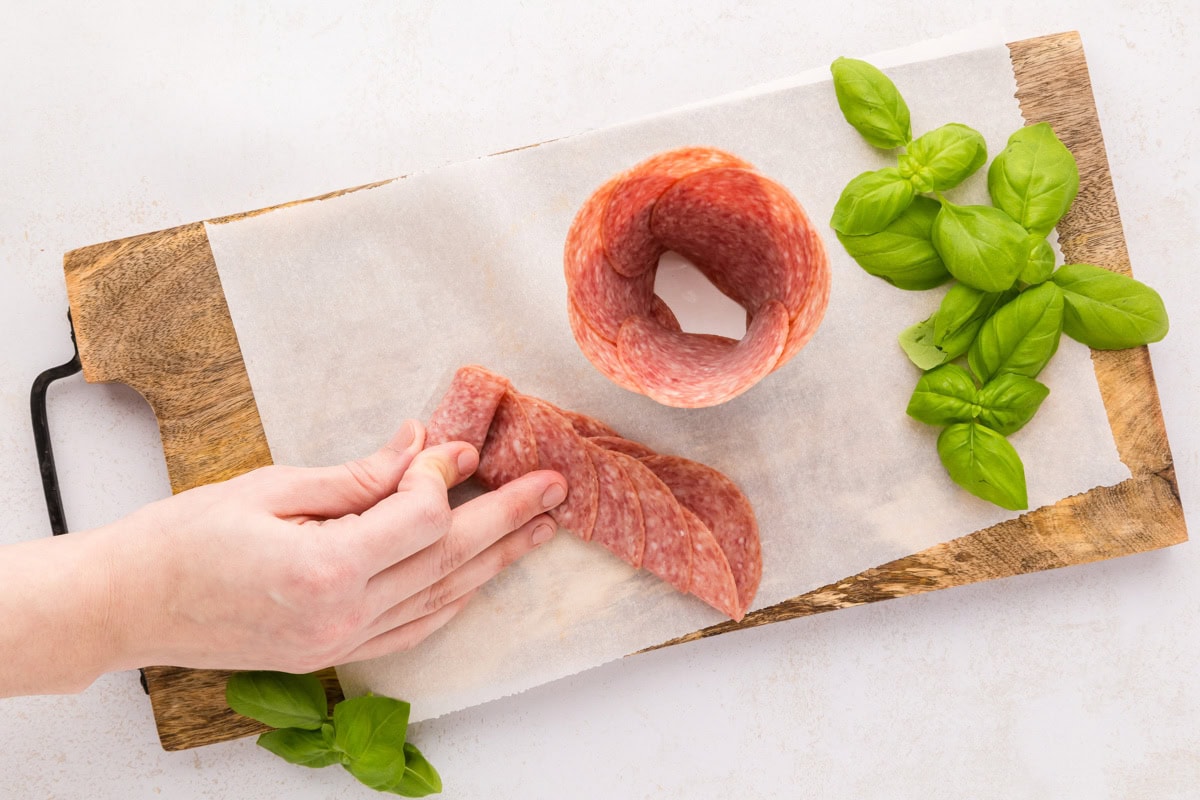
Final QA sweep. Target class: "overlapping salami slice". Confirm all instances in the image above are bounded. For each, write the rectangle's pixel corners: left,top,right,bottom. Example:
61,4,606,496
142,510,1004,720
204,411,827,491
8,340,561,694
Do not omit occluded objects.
680,507,740,620
427,365,510,450
582,442,645,561
476,390,537,489
640,455,762,616
429,365,760,620
606,450,690,591
519,396,599,540
563,146,831,408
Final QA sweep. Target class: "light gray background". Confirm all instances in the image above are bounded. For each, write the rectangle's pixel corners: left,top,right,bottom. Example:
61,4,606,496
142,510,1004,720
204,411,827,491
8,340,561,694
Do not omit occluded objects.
1,2,1196,798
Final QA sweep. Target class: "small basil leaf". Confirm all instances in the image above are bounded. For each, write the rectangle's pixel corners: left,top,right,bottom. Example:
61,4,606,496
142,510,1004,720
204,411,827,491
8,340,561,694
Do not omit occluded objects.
1019,237,1056,285
899,316,950,371
968,282,1065,383
932,283,1015,361
900,123,988,193
931,202,1029,292
937,422,1028,510
830,57,912,148
1051,263,1169,349
257,728,341,769
906,364,979,426
336,695,415,767
987,122,1080,238
830,168,916,235
226,671,328,731
835,196,950,290
975,373,1049,435
382,743,444,797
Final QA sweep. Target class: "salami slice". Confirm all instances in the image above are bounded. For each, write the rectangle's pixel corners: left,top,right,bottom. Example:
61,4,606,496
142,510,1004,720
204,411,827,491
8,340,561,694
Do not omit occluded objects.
426,365,510,450
680,507,741,620
606,450,690,590
476,390,537,489
557,407,619,439
519,396,599,540
602,147,753,278
615,300,790,408
566,299,640,392
639,454,761,616
589,435,656,460
582,442,645,562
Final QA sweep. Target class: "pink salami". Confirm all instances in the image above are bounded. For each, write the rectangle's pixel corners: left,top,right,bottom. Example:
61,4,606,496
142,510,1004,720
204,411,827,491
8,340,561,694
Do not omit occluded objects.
639,454,761,616
583,442,645,562
519,395,599,540
562,146,830,408
476,390,537,489
607,450,691,592
680,507,741,620
426,365,510,450
589,435,656,460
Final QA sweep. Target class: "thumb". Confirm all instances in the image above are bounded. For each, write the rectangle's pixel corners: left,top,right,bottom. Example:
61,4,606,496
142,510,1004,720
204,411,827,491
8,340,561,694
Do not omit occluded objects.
267,420,426,519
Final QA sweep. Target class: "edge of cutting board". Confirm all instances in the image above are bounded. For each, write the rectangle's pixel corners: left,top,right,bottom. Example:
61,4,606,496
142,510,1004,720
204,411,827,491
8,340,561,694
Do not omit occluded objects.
62,31,1186,751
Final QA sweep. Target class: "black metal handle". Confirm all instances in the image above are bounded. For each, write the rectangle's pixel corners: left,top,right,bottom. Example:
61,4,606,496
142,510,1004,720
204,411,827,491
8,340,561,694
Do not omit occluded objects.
30,310,82,535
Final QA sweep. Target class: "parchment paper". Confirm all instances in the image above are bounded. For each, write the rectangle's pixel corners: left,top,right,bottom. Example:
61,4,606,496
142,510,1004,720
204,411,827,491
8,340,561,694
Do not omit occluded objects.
205,39,1129,722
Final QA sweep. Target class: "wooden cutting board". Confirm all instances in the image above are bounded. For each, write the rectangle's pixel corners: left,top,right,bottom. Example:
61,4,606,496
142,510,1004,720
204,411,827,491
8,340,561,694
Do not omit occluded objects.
62,32,1185,751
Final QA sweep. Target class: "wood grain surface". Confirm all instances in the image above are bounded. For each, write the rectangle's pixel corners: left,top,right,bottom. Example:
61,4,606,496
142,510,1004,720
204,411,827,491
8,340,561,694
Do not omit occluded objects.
61,32,1185,751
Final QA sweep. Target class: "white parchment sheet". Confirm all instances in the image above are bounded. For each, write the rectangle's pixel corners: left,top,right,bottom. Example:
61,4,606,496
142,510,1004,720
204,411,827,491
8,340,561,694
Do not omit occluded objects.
206,42,1129,721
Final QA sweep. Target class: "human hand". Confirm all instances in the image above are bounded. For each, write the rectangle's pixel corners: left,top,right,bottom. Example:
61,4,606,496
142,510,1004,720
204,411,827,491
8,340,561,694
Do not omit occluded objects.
96,420,566,675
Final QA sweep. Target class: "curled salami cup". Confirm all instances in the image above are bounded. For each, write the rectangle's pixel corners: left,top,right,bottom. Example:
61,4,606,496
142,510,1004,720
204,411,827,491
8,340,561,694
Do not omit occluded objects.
564,146,831,408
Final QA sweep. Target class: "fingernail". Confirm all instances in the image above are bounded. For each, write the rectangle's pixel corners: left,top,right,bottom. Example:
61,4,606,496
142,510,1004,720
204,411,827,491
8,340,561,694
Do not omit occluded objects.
457,447,478,474
531,523,555,545
396,420,416,450
541,483,567,509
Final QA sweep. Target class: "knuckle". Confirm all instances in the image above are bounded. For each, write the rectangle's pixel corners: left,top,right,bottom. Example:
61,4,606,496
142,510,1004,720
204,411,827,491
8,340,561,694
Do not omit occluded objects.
435,536,471,577
342,458,391,498
414,493,452,532
420,579,455,616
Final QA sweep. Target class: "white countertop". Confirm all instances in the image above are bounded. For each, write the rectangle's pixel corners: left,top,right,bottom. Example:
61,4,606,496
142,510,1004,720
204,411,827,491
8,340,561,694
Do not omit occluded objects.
2,3,1196,798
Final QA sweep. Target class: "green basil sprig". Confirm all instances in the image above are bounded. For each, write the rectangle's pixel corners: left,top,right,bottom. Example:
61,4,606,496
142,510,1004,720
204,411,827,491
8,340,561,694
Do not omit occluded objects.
830,57,912,149
829,59,1169,511
836,196,950,290
937,422,1028,510
1051,263,1169,349
907,365,1047,436
227,671,442,797
988,122,1080,238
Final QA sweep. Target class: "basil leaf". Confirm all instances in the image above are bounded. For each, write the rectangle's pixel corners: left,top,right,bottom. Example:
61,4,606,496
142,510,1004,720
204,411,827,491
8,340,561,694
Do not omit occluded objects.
336,695,412,791
906,364,979,426
835,196,950,290
898,123,988,192
1051,263,1169,349
382,743,444,797
830,168,916,235
931,202,1029,292
257,728,341,769
898,316,950,371
937,422,1028,510
932,283,1015,361
987,122,1080,238
976,373,1049,435
830,57,912,148
1019,237,1055,285
226,671,328,731
968,282,1064,382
